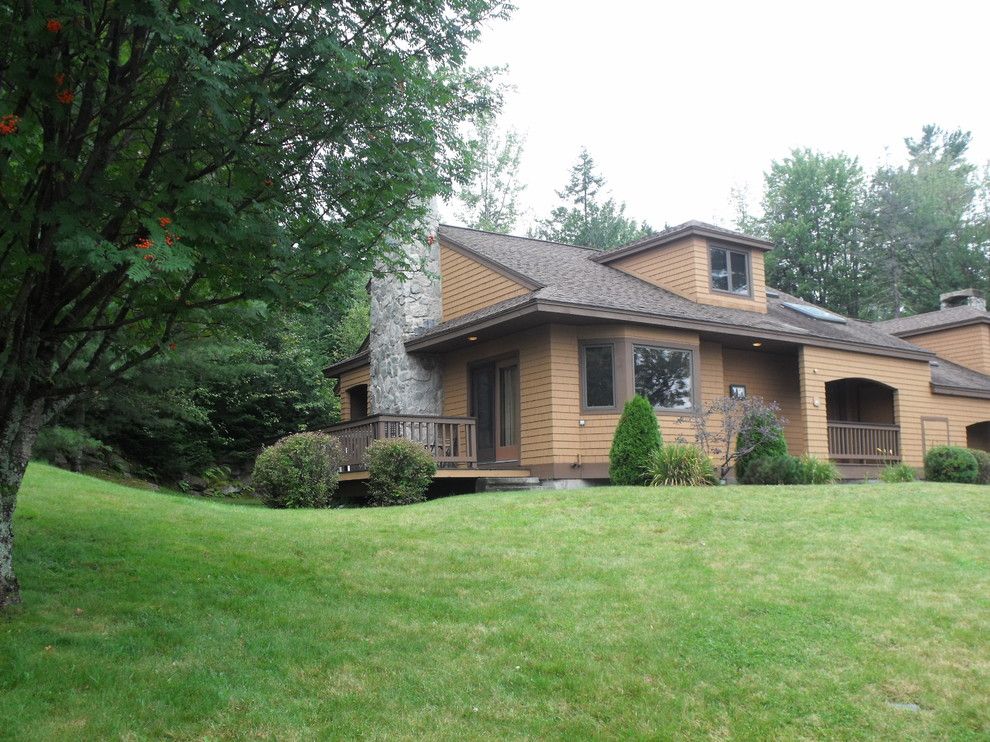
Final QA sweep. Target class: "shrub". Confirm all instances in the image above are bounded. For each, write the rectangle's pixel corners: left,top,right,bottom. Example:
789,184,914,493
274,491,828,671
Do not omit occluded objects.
880,463,917,483
609,395,662,485
645,444,716,486
796,455,839,484
923,445,978,484
735,410,788,481
32,426,109,470
967,448,990,485
366,438,437,507
252,432,343,508
739,454,802,485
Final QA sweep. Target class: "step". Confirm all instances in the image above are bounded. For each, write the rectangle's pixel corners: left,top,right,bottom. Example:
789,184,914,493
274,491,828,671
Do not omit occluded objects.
475,477,542,492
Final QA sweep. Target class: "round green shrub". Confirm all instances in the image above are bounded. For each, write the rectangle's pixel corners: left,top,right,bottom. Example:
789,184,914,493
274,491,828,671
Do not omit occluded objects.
923,445,978,484
365,438,437,507
646,444,716,486
739,454,802,485
880,463,917,483
967,448,990,484
609,395,663,486
252,432,343,508
735,410,788,481
796,455,839,484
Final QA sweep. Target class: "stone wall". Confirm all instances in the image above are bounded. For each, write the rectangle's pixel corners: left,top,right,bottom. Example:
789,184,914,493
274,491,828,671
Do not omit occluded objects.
368,202,444,415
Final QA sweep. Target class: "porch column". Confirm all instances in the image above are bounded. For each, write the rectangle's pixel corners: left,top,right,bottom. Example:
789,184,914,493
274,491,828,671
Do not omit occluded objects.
797,346,830,459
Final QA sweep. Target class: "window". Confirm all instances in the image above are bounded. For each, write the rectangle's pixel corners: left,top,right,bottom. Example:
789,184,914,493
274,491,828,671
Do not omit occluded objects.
710,246,750,296
633,345,694,410
581,344,615,408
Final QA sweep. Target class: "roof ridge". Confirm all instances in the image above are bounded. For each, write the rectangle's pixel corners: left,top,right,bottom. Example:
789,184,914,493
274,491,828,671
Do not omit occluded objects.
439,223,600,252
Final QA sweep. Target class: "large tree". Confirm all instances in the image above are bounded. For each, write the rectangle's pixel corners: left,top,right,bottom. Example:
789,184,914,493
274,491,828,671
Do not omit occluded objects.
532,148,651,249
456,114,525,233
759,149,869,317
865,126,989,317
0,0,509,607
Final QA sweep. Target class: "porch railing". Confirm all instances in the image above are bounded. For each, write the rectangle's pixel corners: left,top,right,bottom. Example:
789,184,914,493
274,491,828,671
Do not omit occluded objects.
827,421,901,462
323,414,478,471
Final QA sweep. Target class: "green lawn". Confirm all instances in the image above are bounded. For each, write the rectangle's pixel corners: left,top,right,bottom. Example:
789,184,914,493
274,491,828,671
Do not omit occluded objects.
1,465,988,740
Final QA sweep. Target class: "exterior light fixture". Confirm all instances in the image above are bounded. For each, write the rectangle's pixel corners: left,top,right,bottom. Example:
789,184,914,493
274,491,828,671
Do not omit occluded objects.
752,341,763,347
467,336,478,342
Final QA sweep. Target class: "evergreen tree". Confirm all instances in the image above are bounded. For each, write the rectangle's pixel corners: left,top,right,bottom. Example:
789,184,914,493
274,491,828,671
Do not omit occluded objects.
609,396,663,486
532,148,651,249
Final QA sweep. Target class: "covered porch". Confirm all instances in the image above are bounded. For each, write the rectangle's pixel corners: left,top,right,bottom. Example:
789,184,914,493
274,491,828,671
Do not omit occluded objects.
825,378,901,465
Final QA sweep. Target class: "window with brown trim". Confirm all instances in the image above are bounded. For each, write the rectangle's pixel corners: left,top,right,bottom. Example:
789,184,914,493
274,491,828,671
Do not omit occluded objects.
710,245,751,296
581,343,616,409
633,344,694,410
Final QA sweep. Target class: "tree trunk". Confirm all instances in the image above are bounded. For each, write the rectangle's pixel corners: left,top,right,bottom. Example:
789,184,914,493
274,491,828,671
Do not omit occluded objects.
0,394,44,608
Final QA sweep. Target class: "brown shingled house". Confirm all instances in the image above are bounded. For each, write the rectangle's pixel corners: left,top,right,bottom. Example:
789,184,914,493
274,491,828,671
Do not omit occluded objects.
325,218,990,484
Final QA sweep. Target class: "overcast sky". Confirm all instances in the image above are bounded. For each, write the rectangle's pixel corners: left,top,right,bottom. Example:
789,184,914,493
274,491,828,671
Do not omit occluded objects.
443,0,990,234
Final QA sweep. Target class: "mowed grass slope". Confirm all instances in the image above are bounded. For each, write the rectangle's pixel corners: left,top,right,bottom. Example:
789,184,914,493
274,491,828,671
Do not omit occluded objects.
1,465,988,740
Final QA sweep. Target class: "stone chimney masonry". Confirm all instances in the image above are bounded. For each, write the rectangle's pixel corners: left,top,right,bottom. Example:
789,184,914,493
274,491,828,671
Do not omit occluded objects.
939,288,987,311
368,200,444,415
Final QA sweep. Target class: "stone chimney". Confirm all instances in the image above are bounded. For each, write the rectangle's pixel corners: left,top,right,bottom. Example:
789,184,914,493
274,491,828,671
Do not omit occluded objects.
939,288,986,312
368,201,444,415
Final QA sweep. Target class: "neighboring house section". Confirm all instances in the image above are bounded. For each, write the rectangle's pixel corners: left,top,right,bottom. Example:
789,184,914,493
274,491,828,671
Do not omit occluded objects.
326,222,990,482
877,291,990,376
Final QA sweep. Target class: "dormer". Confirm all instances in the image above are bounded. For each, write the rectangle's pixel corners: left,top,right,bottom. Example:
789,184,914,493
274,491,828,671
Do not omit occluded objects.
593,221,772,313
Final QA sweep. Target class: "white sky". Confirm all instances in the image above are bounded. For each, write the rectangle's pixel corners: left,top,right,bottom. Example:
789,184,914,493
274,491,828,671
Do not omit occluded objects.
443,0,990,234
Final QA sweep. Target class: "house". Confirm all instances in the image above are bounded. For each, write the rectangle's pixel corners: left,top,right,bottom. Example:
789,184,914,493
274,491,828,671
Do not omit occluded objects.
324,210,990,484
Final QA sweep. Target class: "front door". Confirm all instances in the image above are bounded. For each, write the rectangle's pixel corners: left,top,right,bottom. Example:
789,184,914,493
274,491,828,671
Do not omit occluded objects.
470,359,520,463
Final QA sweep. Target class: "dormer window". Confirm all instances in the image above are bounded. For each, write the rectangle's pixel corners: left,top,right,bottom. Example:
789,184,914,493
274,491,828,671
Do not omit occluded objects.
710,245,750,296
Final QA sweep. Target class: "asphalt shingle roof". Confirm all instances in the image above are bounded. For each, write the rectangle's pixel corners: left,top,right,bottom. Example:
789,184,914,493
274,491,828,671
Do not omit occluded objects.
875,306,990,336
930,357,990,395
432,225,924,355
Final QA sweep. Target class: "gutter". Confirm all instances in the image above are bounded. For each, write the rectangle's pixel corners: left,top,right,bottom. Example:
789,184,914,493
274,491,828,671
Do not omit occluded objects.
403,297,936,363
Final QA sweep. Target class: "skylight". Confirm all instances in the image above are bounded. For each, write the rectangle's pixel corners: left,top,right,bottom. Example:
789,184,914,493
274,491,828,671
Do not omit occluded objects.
782,301,847,324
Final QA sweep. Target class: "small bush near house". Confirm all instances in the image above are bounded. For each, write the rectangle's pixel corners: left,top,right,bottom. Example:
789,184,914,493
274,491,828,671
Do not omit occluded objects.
252,432,343,508
967,448,990,484
880,463,917,483
366,438,437,507
739,455,802,485
924,445,978,484
609,395,663,485
796,455,839,484
735,410,788,481
645,444,716,486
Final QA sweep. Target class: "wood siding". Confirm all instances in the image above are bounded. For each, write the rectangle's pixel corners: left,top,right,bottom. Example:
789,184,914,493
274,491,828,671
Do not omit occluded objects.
439,242,530,321
609,236,768,313
339,365,370,422
902,324,990,375
798,345,990,466
721,348,804,454
442,326,555,466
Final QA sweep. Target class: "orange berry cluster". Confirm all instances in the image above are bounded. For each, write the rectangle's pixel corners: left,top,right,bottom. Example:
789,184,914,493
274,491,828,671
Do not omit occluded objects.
0,114,18,136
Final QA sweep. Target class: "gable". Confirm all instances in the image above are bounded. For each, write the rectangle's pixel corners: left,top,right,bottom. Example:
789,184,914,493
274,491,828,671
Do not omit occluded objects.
905,324,990,375
440,241,531,321
608,235,768,313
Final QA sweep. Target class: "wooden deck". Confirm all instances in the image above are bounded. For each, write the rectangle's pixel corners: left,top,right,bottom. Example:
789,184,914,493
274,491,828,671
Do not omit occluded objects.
323,414,478,471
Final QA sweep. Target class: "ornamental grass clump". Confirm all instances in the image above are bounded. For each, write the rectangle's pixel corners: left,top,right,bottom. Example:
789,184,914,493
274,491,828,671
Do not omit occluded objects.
365,438,437,507
609,395,662,485
923,446,978,484
880,463,917,483
252,432,343,508
645,444,716,487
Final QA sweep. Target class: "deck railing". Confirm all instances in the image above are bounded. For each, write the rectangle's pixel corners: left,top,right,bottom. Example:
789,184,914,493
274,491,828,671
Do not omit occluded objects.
323,414,478,471
827,421,901,463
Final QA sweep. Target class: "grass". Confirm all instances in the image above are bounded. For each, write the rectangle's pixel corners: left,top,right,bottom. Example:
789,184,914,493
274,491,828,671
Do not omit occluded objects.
1,464,988,740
